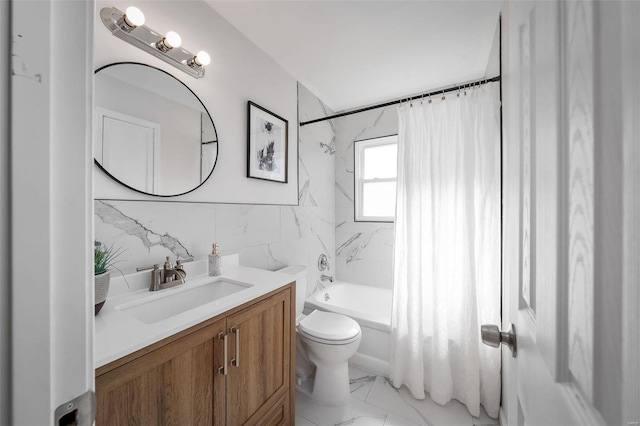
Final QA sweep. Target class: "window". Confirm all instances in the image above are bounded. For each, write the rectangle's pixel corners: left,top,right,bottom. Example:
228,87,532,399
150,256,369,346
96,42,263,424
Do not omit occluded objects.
354,135,398,222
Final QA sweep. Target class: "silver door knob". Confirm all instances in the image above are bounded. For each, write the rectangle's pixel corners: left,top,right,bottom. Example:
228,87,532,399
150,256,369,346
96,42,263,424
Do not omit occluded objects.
481,323,517,358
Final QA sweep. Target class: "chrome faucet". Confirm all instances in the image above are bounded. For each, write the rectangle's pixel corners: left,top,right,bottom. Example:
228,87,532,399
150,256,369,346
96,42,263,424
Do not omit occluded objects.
320,274,334,283
137,257,192,291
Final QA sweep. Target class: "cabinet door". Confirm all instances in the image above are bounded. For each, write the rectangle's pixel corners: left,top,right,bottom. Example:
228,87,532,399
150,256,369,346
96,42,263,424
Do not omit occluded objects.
96,319,226,425
225,289,293,425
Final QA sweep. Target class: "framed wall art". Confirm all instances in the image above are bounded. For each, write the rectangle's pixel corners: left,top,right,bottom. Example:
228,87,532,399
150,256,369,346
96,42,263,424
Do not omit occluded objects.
247,101,289,183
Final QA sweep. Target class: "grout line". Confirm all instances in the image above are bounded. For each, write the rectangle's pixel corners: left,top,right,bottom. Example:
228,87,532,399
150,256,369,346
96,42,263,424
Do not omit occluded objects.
303,415,321,426
363,376,376,402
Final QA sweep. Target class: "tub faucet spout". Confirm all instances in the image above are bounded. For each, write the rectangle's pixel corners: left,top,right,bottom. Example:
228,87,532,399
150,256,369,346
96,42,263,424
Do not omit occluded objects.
321,274,334,283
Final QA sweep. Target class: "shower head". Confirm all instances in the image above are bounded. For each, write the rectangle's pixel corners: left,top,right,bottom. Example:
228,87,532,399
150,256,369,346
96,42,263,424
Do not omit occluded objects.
320,142,336,155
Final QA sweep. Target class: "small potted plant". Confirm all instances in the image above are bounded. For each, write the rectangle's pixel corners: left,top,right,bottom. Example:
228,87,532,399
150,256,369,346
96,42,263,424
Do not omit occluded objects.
94,241,124,315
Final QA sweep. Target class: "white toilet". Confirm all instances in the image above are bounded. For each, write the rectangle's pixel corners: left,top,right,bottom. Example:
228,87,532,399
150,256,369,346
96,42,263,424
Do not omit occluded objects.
277,265,361,406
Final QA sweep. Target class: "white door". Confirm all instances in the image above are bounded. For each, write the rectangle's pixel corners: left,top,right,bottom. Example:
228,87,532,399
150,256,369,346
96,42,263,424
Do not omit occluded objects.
502,1,640,425
10,1,95,424
96,108,160,193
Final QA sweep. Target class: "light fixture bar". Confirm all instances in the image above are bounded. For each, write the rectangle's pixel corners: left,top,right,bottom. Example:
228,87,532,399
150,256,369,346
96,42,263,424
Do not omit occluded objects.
100,7,207,79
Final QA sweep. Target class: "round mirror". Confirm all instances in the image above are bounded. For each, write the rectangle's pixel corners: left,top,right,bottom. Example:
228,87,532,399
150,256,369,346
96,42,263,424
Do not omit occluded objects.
94,62,218,196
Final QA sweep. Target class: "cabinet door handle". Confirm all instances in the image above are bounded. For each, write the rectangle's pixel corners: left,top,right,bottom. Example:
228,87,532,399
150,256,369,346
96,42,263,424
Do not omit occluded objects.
230,326,240,367
218,332,228,376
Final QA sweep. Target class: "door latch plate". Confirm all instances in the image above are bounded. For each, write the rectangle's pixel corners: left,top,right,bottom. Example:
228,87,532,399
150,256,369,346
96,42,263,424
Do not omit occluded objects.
54,390,96,426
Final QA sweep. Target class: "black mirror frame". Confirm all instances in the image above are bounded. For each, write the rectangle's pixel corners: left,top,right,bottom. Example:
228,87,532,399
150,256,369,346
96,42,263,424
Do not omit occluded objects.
93,61,219,198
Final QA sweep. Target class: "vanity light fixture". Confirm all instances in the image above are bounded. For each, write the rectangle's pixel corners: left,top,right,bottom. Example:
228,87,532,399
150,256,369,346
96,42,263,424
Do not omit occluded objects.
100,6,209,78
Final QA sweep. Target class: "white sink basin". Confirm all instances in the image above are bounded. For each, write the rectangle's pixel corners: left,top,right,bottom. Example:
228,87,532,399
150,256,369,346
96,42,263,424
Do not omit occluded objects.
117,279,252,324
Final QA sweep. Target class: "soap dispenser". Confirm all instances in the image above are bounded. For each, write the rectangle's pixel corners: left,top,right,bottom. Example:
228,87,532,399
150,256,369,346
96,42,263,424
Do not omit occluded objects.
208,243,221,276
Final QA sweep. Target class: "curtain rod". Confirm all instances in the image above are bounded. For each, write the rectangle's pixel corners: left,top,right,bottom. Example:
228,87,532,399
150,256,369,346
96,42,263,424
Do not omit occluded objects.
299,75,501,127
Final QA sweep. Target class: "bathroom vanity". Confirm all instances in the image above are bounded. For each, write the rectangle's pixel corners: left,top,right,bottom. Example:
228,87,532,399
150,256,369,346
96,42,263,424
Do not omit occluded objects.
94,259,295,425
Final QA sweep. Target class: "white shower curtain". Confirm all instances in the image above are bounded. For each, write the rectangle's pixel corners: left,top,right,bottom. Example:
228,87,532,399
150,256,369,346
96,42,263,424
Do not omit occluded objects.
390,82,501,418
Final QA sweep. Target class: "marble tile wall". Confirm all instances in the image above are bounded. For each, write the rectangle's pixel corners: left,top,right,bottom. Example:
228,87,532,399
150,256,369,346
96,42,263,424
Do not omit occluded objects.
334,105,398,289
94,83,335,298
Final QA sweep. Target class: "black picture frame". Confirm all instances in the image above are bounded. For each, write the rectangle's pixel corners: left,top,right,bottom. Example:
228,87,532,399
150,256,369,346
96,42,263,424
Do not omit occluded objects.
247,101,289,183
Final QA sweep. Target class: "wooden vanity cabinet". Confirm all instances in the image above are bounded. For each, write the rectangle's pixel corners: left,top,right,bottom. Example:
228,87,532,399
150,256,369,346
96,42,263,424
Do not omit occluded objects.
95,319,226,425
225,288,291,425
95,284,294,425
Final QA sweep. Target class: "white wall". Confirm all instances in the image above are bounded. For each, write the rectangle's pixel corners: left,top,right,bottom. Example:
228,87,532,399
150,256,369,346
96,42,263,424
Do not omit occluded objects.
485,18,501,78
0,0,10,422
94,0,298,204
334,106,397,288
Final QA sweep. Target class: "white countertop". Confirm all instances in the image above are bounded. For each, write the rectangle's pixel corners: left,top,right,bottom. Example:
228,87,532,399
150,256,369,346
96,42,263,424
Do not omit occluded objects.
95,255,293,369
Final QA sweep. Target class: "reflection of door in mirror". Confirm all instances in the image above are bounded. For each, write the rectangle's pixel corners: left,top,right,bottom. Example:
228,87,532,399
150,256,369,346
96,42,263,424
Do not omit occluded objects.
95,108,160,193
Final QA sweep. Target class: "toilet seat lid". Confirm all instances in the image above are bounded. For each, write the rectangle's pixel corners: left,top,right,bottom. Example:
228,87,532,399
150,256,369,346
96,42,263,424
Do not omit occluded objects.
298,310,361,341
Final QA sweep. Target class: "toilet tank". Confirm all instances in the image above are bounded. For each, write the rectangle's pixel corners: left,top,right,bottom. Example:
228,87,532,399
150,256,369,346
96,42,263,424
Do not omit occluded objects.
276,265,307,319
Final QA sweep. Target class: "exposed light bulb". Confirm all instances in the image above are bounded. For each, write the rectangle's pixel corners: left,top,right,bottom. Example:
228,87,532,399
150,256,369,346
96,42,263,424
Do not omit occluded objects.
123,6,145,27
164,31,182,49
195,51,210,66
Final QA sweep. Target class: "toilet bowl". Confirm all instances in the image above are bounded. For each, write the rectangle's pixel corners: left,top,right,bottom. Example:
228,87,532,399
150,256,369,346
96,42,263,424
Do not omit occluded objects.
276,265,362,406
298,309,361,405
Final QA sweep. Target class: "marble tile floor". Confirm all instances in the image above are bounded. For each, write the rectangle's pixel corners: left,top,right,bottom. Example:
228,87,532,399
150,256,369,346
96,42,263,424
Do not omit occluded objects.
295,365,500,426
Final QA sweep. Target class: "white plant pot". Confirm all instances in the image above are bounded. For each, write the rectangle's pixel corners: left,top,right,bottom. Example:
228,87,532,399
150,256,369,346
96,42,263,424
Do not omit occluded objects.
95,271,111,315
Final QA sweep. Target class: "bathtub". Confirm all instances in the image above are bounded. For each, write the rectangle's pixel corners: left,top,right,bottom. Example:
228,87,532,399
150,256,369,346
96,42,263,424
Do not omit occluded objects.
304,281,391,376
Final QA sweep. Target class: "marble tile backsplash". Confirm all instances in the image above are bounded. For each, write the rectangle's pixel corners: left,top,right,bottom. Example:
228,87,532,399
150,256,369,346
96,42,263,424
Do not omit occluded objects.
95,83,336,299
334,105,398,289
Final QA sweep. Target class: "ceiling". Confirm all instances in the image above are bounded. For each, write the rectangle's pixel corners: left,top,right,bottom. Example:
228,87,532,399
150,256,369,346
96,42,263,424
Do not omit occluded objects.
206,1,502,112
